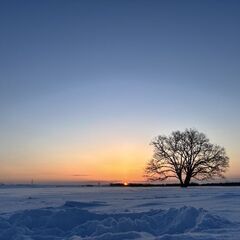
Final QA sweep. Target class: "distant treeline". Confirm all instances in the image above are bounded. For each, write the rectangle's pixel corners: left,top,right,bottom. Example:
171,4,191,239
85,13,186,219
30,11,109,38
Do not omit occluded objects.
1,182,240,188
110,182,240,187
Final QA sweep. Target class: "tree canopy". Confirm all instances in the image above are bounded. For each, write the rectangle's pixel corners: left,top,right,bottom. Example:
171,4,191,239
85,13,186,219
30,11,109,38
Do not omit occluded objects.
145,129,229,187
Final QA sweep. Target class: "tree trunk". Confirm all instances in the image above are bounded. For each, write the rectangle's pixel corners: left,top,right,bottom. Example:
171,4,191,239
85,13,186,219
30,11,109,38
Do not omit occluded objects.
182,174,191,188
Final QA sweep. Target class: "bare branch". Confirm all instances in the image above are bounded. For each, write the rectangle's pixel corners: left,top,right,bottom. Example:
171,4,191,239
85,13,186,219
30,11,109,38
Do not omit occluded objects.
145,129,229,187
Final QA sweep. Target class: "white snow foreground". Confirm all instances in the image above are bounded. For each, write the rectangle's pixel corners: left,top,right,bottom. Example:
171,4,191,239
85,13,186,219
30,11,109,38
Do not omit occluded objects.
0,201,238,240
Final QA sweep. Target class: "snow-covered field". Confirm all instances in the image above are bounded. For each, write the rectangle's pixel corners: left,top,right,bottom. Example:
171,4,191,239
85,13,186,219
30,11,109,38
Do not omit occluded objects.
0,186,240,240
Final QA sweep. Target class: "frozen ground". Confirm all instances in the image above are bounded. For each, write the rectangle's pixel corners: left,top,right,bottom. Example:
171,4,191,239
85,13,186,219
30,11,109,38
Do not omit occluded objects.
0,186,240,239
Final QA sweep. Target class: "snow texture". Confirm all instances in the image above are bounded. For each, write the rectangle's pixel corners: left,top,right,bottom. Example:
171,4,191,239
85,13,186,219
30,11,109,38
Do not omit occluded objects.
0,186,240,239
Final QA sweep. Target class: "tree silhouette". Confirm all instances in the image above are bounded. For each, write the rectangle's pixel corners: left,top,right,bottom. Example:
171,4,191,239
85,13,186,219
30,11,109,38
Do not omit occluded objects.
145,129,229,187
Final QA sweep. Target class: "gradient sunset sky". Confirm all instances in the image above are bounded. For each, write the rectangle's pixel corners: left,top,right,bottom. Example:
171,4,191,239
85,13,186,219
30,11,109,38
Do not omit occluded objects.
0,0,240,183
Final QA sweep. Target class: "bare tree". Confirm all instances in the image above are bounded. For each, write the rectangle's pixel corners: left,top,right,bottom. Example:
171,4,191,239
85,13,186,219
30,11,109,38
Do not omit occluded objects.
145,129,229,187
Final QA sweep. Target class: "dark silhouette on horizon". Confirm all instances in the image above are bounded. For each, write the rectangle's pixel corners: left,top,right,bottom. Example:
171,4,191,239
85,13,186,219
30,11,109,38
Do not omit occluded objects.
110,182,240,187
145,129,229,187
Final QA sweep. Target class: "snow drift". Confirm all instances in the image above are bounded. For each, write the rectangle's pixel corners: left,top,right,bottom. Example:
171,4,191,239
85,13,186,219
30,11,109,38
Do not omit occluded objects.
0,201,237,240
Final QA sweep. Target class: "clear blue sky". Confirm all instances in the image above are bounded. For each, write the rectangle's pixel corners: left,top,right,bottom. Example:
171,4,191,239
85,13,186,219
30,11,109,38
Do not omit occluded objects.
0,0,240,183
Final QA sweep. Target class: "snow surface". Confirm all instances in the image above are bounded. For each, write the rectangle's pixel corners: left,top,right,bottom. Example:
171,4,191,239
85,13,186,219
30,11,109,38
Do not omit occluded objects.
0,186,240,239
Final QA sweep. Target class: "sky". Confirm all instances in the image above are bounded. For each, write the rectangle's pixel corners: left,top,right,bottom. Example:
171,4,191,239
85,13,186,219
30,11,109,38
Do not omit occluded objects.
0,0,240,183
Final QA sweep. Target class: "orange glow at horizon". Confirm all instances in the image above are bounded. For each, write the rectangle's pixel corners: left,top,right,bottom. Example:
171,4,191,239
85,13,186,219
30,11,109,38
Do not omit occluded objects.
1,138,239,184
1,141,152,183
